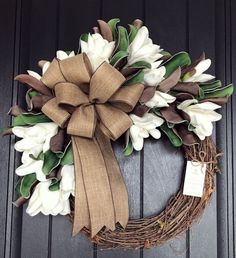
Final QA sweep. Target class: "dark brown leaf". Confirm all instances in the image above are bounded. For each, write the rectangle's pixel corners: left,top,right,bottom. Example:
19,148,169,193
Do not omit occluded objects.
31,95,53,110
175,92,194,101
139,87,156,103
160,104,185,124
174,124,199,146
8,105,25,116
181,52,205,76
159,67,181,92
97,20,113,42
132,19,143,29
173,82,200,96
15,74,52,96
50,128,65,152
132,104,149,117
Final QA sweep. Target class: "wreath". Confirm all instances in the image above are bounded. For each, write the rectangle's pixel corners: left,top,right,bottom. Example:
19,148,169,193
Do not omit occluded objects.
4,18,234,249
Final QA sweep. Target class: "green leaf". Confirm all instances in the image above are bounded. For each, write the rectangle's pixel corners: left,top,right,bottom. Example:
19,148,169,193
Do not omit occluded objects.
116,26,129,52
128,24,138,43
110,50,128,66
164,52,191,78
123,142,133,156
13,113,51,126
198,88,205,100
108,18,120,40
130,61,151,69
160,51,172,59
20,173,37,199
80,33,88,42
49,179,60,191
204,84,234,99
60,146,74,165
200,80,222,92
160,124,182,147
28,90,40,98
42,150,61,176
125,70,144,86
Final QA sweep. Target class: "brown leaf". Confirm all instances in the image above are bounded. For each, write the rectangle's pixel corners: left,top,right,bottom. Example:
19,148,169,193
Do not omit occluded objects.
175,92,194,101
200,97,229,105
160,104,185,124
139,87,156,104
120,67,140,79
132,104,149,117
15,74,52,96
174,124,199,146
13,197,27,207
50,128,65,152
8,105,25,116
172,82,200,96
31,95,53,110
93,26,100,34
132,19,143,29
97,20,113,42
159,67,181,92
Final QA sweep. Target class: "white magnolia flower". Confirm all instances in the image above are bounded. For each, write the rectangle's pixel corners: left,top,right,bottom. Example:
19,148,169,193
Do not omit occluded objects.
26,165,75,216
177,99,222,140
13,122,58,181
56,50,75,60
129,113,164,151
143,61,166,86
80,33,115,71
27,50,75,80
145,90,176,108
183,59,215,83
127,26,163,66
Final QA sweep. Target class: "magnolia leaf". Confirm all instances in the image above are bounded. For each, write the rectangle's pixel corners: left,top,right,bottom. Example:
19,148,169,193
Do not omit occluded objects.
110,50,128,66
60,145,74,165
204,84,234,99
108,18,120,40
161,50,172,60
125,70,144,86
28,90,40,98
49,179,60,191
200,80,222,92
164,52,191,78
130,61,151,69
116,26,129,52
198,88,205,99
20,173,37,199
42,150,61,176
13,113,51,126
123,142,133,156
128,24,138,43
160,124,182,147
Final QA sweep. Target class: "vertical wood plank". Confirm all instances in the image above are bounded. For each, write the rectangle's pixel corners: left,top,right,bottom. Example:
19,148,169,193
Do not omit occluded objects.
19,1,58,257
49,1,100,258
188,1,218,258
97,1,143,257
143,1,188,258
231,0,236,257
0,1,18,257
216,0,235,257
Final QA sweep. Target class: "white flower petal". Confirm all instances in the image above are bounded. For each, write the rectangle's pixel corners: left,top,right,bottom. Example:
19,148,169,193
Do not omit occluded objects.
149,128,161,139
27,70,41,80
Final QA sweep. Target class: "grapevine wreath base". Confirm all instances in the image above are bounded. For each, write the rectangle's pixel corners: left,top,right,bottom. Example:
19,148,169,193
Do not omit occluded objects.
70,137,219,249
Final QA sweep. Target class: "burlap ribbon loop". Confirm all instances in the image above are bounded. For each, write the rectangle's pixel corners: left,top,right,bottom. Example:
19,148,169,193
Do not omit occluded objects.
41,53,144,237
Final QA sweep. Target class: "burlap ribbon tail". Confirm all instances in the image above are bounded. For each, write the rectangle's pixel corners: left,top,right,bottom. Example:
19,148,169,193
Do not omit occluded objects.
40,53,144,236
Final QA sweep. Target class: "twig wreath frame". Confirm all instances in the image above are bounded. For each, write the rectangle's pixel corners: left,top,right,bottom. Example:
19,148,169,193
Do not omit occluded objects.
5,18,233,249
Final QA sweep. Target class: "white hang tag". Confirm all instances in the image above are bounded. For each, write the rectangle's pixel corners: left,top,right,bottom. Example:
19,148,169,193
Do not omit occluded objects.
183,161,206,198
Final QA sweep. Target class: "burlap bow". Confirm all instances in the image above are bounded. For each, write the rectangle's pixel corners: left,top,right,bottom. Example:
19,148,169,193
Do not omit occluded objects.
40,53,144,236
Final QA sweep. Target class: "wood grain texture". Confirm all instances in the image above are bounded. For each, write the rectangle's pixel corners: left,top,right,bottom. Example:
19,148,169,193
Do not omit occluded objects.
143,1,187,257
0,0,235,257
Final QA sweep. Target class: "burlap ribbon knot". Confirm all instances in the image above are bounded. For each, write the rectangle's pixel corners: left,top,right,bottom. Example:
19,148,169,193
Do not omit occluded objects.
40,53,144,237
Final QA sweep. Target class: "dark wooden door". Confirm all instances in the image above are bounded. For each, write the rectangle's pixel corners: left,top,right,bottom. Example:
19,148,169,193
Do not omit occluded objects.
0,0,235,257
